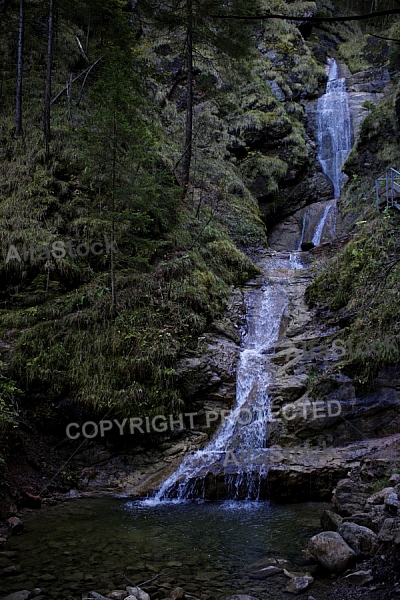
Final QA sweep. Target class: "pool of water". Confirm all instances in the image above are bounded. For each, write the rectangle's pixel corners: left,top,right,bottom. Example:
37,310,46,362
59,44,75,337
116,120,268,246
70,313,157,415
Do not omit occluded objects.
2,498,334,599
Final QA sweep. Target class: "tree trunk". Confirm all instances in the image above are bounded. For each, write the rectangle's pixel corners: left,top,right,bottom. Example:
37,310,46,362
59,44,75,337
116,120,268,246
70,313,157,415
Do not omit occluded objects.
182,0,193,189
15,0,24,137
44,0,54,157
110,108,117,312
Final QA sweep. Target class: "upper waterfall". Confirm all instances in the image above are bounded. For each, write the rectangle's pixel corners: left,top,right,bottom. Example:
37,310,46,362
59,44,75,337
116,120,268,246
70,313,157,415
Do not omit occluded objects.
317,58,352,198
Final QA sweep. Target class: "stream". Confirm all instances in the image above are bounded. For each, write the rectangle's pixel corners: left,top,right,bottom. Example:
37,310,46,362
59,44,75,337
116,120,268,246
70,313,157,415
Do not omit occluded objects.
2,498,333,599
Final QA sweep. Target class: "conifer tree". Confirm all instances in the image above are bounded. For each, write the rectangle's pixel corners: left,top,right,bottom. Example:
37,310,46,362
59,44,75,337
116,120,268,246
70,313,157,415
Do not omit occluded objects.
139,0,262,190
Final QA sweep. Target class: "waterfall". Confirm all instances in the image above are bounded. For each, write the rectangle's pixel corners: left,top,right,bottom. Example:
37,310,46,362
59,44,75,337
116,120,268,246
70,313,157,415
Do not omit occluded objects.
317,57,352,198
296,199,337,249
311,202,335,246
152,255,298,502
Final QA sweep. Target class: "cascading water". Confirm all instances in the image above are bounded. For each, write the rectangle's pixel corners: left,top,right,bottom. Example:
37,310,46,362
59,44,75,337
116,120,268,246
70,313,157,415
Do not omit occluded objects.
152,57,352,504
317,57,352,198
152,255,301,502
297,199,337,250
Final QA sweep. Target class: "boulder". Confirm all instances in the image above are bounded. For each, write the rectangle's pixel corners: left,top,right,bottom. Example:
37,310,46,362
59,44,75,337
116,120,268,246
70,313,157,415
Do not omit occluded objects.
0,592,30,600
126,588,150,600
385,492,400,515
5,518,23,535
378,518,400,544
170,589,185,600
108,592,128,600
226,596,259,600
308,531,356,572
337,522,378,557
89,593,110,600
321,509,343,532
341,569,374,585
333,479,370,516
365,487,394,506
285,575,314,594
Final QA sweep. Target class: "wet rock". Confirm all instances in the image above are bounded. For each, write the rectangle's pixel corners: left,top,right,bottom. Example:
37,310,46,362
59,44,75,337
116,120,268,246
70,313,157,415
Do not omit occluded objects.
30,590,42,598
226,596,259,600
0,591,30,600
337,522,378,557
108,591,128,600
2,565,21,576
6,518,23,535
308,531,356,572
285,575,314,594
248,556,290,578
40,573,56,582
89,593,110,600
321,509,343,532
340,569,374,585
378,517,400,544
249,564,282,578
170,588,185,600
389,474,400,485
126,587,150,600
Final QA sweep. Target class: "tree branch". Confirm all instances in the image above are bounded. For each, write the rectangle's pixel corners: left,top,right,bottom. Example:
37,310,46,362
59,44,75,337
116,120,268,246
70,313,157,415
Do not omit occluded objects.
212,8,400,23
50,57,103,106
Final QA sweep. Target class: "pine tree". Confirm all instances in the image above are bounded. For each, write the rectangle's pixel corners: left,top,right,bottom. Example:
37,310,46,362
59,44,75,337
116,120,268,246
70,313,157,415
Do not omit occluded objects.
139,0,262,190
81,48,173,311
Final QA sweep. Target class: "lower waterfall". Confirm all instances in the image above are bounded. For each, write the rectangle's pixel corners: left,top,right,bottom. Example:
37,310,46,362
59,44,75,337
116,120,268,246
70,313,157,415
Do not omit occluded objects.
152,253,302,502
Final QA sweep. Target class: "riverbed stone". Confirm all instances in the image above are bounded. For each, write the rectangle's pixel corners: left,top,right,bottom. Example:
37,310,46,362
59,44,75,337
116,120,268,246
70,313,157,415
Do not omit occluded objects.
226,596,259,600
89,592,110,600
108,591,128,600
308,531,356,572
337,522,378,557
126,587,150,600
0,591,30,600
340,569,374,585
285,575,314,594
170,587,185,599
6,518,23,535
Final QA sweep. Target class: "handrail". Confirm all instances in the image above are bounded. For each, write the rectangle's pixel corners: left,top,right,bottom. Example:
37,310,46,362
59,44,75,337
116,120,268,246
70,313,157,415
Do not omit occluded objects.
375,167,400,212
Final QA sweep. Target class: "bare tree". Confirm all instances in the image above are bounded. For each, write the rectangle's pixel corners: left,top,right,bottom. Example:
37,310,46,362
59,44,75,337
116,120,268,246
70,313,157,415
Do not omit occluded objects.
15,0,24,137
44,0,54,157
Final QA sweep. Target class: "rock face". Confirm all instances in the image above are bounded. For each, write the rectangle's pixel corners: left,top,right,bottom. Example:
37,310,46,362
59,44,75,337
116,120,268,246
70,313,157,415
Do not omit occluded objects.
175,288,245,411
308,531,356,572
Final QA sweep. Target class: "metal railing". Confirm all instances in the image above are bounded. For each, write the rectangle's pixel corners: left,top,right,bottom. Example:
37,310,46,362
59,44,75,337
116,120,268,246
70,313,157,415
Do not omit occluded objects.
375,167,400,211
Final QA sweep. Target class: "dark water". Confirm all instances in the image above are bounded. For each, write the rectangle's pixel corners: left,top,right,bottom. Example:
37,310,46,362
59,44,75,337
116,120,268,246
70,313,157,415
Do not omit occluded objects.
2,498,333,600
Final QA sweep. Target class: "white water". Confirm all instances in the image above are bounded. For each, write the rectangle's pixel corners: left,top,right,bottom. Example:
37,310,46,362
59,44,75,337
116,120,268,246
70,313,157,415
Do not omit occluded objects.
297,199,337,249
317,58,352,198
153,255,298,502
312,202,336,246
152,59,350,504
